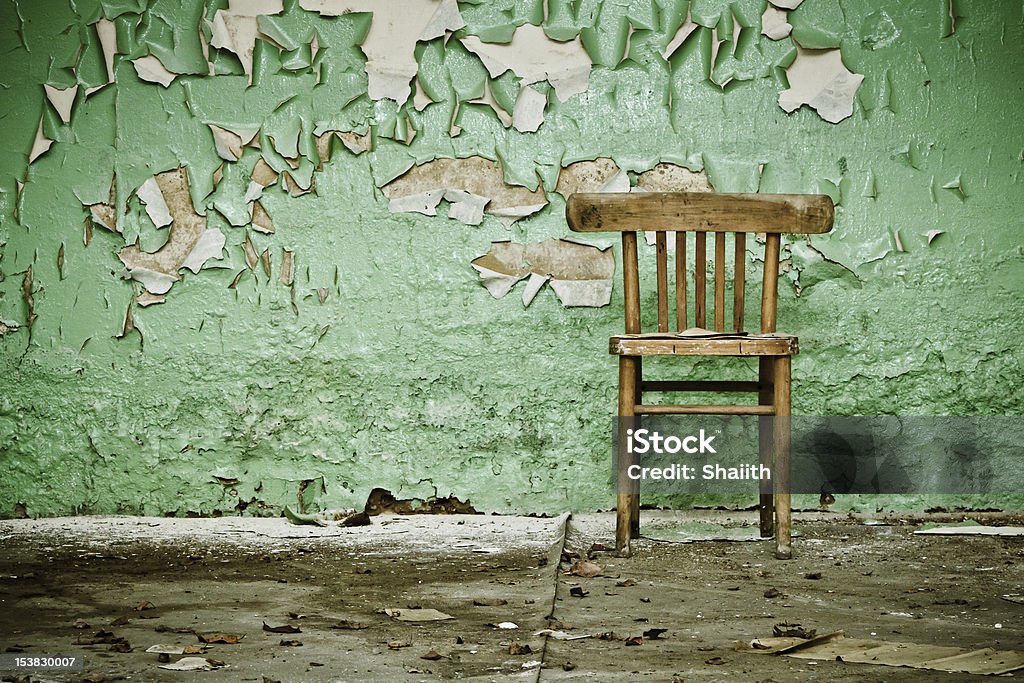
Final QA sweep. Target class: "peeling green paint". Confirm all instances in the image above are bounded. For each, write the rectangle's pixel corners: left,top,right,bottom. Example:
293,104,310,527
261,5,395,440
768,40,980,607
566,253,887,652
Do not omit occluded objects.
0,0,1022,519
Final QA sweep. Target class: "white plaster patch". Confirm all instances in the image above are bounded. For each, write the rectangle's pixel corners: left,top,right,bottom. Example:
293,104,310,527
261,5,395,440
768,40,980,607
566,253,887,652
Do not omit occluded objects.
210,10,261,81
512,86,546,133
460,24,591,103
299,0,465,105
181,229,227,273
555,158,629,198
633,162,713,245
778,47,864,123
227,0,284,14
119,168,226,296
471,239,615,308
761,6,792,40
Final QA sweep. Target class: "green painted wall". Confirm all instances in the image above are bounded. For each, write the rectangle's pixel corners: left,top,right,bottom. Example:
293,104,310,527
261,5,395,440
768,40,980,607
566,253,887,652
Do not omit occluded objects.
1,0,1021,518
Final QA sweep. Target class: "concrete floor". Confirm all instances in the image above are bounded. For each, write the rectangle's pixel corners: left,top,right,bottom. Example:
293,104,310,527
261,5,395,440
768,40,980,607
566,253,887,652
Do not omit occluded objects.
0,511,1021,682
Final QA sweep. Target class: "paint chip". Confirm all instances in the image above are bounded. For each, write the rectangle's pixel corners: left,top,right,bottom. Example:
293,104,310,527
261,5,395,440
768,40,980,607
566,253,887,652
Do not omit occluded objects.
138,291,166,307
210,13,256,79
778,47,864,123
663,16,699,60
260,248,272,277
21,267,36,333
941,175,967,201
29,117,54,163
338,130,372,155
136,177,173,228
87,178,117,233
251,201,275,233
242,231,259,269
251,158,280,189
117,294,136,339
132,55,178,87
280,249,295,285
209,125,245,162
471,239,615,307
95,18,117,83
761,7,792,40
512,86,547,133
118,168,226,295
181,229,228,273
43,84,78,124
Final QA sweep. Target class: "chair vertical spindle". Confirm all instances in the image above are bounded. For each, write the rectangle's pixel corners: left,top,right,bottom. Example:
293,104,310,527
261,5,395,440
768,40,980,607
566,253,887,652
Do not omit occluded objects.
714,233,726,332
623,232,642,334
694,233,706,328
761,233,781,333
656,232,668,332
734,232,746,332
675,232,686,330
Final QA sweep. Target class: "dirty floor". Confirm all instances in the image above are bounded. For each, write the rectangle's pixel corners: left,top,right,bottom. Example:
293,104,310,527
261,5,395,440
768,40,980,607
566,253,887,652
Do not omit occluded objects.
0,511,1021,682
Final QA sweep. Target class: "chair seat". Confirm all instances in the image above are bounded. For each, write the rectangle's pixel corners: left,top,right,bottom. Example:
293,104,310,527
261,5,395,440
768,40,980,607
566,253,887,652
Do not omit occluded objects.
610,331,798,356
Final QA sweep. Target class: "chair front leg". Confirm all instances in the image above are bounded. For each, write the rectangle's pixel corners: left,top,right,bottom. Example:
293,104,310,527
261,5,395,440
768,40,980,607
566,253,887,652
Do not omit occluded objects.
631,357,642,539
616,355,640,555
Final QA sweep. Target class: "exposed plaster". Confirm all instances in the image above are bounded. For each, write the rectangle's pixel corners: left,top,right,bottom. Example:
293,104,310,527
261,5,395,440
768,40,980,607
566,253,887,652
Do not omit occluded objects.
383,156,547,225
461,24,591,104
779,46,865,123
299,0,464,104
118,168,226,296
471,239,615,308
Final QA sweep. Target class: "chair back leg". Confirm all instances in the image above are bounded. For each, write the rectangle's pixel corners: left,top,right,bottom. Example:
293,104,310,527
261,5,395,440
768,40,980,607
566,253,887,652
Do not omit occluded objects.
772,355,792,559
758,357,775,538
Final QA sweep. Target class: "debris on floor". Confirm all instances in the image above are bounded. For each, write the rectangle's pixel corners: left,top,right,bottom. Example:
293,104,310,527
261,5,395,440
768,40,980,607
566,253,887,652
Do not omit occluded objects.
642,520,771,543
914,523,1024,536
158,656,226,671
381,608,454,622
0,511,1021,681
740,630,1024,675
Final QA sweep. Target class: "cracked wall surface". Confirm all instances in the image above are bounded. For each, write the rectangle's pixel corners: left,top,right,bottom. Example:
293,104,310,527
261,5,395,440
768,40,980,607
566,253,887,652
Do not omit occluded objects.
0,0,1022,517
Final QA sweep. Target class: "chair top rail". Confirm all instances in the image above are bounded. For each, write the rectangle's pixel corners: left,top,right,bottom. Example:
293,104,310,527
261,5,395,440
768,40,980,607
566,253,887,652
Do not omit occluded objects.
566,192,834,234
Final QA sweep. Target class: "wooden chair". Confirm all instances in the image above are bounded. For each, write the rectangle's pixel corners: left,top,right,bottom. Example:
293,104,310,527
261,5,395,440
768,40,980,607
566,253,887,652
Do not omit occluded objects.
566,192,835,559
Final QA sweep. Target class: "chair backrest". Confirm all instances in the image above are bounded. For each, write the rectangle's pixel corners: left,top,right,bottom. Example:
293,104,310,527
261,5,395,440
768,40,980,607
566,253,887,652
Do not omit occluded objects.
566,192,834,334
